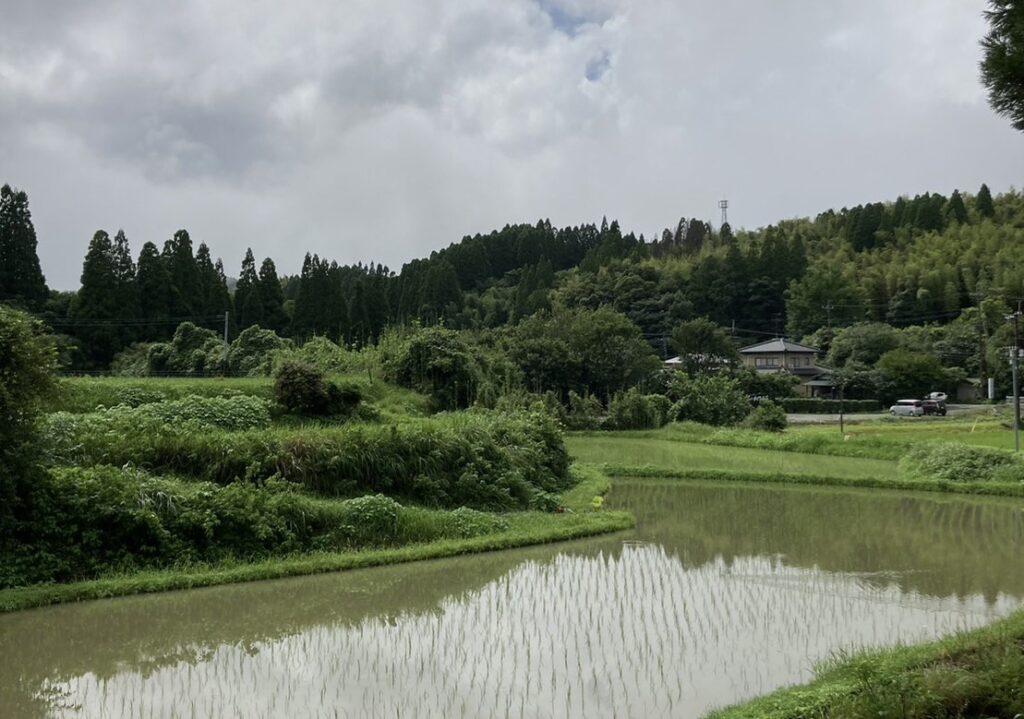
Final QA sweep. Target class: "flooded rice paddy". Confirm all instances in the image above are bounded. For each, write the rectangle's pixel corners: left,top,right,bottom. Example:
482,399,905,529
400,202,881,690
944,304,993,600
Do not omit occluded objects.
1,480,1022,718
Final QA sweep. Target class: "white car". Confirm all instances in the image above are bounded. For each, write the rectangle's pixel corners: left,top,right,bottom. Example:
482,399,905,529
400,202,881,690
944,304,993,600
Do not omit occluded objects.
926,391,949,402
890,399,924,417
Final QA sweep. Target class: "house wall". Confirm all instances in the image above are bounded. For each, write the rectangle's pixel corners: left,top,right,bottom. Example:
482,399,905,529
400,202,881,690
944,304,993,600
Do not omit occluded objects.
741,352,816,370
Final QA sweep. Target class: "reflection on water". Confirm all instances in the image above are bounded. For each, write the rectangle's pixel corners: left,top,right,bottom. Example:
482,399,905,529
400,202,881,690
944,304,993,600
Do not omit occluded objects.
1,481,1022,718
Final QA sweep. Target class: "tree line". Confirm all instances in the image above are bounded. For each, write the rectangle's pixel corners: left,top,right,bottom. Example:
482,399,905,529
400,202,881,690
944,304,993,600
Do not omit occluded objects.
2,179,1022,372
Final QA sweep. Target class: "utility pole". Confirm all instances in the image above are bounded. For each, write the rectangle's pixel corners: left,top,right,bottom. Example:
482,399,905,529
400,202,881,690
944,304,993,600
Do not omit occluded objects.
1008,308,1022,452
223,311,230,376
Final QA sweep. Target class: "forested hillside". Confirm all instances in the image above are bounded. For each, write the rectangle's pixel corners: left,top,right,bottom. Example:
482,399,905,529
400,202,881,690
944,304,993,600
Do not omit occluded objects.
3,181,1024,393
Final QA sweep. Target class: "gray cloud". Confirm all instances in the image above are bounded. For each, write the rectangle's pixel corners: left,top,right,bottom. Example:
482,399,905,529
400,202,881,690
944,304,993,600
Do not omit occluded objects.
1,0,1021,289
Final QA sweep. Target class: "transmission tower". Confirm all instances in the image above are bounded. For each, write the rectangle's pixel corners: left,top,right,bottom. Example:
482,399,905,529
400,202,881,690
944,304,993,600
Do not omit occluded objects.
719,199,729,226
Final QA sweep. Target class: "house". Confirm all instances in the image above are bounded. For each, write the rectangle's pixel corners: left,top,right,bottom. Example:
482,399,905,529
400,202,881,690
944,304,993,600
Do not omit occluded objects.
739,338,834,398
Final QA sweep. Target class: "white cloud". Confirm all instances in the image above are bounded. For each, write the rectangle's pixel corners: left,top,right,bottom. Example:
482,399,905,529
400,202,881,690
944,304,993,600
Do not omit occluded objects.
1,0,1022,289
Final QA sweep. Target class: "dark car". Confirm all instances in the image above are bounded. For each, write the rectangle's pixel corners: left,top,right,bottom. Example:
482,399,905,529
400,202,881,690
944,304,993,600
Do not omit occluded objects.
921,399,947,416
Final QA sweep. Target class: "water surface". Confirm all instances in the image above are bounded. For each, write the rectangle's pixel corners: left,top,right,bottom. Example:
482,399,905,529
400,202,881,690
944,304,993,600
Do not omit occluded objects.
1,480,1021,718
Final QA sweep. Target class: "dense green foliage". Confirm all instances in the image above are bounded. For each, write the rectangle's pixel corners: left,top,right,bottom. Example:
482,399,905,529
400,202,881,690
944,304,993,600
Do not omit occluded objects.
47,410,571,510
667,373,751,426
273,360,361,417
0,306,57,536
899,443,1024,483
385,326,481,410
743,401,787,432
606,388,671,430
0,467,512,588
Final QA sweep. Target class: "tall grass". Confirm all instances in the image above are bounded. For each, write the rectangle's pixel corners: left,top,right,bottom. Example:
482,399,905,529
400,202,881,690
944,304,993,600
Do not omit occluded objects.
51,410,572,510
709,608,1024,718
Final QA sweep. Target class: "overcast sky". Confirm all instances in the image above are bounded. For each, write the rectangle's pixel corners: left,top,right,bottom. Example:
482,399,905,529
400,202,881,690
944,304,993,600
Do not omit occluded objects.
2,0,1023,289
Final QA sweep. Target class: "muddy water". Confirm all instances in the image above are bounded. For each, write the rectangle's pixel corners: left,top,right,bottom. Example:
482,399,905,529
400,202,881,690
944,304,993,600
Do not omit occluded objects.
1,480,1022,718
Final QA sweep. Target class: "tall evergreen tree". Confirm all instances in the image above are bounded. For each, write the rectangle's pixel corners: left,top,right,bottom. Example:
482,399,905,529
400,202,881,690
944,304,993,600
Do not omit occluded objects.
976,183,996,218
235,248,261,330
946,190,969,225
0,184,48,308
110,230,139,345
70,231,121,364
136,241,170,341
291,253,316,338
256,257,287,333
162,230,202,318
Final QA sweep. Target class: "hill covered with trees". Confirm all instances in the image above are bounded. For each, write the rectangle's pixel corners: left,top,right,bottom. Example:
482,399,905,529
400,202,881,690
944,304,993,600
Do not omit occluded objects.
3,180,1024,398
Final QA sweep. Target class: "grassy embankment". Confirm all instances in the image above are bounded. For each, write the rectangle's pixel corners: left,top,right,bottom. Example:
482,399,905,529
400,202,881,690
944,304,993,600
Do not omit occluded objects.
570,416,1024,497
571,420,1024,717
0,467,627,614
0,377,631,613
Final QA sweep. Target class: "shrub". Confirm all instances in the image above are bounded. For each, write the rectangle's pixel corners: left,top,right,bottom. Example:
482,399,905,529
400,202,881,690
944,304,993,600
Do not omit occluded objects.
743,401,788,432
668,373,751,426
273,360,362,417
566,391,603,430
778,398,881,413
607,388,668,430
899,444,1024,483
0,467,518,588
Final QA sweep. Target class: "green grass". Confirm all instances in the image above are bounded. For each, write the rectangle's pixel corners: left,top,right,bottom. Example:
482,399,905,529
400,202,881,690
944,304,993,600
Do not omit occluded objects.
48,376,274,413
708,607,1024,718
0,467,630,613
566,434,898,479
48,374,431,420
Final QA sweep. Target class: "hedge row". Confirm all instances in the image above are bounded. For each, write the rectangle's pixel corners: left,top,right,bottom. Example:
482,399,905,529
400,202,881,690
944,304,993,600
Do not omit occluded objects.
50,410,572,511
778,398,881,413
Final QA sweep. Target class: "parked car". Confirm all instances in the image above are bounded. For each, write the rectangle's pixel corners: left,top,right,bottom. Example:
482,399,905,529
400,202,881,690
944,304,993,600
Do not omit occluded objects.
921,399,947,416
926,391,949,402
890,399,925,417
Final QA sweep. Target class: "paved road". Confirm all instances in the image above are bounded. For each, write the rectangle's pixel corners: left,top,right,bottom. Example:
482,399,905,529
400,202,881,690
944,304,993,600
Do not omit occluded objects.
786,404,991,424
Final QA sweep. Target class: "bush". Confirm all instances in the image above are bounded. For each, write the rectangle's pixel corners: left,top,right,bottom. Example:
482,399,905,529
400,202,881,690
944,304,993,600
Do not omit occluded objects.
607,388,669,430
386,326,481,410
668,373,751,426
0,467,516,588
273,360,361,417
566,391,603,430
147,322,224,375
229,326,291,376
743,401,788,432
778,398,881,413
0,305,57,536
52,410,572,511
899,444,1024,483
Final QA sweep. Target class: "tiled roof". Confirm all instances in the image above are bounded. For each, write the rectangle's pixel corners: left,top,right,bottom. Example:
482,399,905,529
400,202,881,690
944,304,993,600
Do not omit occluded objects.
739,338,819,354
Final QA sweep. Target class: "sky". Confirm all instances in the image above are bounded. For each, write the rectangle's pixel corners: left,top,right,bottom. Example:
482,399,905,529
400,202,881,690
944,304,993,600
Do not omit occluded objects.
2,0,1023,290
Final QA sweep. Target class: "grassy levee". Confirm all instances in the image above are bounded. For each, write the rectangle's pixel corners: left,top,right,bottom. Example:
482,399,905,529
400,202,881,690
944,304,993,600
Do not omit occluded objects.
0,467,630,613
579,417,1024,461
708,608,1024,718
566,435,899,479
